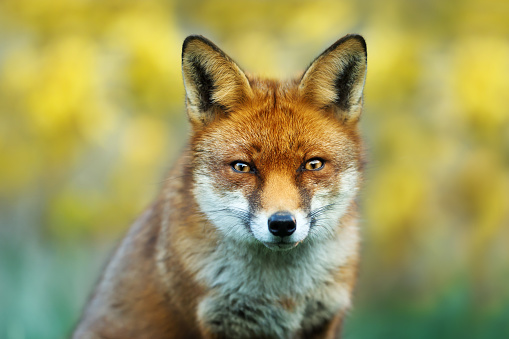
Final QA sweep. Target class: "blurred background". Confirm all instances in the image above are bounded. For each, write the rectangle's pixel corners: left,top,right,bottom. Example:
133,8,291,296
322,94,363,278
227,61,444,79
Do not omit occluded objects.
1,0,508,338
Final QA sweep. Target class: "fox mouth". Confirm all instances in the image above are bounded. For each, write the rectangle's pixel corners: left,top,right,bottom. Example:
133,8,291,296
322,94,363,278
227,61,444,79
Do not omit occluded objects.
262,240,300,251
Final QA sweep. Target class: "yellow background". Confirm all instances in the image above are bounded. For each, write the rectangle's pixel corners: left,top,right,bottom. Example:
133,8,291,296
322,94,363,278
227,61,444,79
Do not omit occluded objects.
0,0,508,337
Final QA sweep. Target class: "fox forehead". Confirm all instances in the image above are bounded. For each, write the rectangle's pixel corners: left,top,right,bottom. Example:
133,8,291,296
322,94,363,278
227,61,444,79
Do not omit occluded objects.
192,78,362,169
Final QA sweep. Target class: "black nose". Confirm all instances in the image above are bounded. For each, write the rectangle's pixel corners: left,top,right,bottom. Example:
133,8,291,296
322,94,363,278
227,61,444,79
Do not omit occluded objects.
268,212,296,237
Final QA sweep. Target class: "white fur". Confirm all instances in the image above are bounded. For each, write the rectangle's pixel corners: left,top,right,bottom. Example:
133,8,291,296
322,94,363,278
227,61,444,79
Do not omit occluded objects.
308,166,360,241
193,174,256,243
192,166,360,338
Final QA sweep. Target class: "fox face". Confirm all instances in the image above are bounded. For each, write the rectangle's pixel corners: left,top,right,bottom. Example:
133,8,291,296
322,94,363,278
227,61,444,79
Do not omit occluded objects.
72,35,366,339
182,35,366,251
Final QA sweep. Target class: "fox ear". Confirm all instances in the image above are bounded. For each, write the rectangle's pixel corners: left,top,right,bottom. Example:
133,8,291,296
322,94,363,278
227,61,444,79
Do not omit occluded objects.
182,35,253,125
299,34,367,123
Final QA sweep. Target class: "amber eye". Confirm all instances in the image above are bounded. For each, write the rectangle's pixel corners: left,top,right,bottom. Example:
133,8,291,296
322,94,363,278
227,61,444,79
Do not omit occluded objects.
231,161,252,173
304,158,325,171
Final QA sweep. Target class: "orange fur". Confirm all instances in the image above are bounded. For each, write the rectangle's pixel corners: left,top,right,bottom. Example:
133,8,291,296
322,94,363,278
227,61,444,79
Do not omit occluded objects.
73,34,367,339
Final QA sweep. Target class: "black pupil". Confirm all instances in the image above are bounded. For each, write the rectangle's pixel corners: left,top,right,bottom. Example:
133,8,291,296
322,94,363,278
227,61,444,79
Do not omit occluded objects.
236,163,248,171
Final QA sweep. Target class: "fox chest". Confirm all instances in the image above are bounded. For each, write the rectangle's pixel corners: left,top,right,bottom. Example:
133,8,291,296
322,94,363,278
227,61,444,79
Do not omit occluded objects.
193,234,357,338
197,279,349,339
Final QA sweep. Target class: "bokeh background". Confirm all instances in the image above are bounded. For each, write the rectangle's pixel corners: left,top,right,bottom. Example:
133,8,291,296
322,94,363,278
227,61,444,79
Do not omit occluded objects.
1,0,508,338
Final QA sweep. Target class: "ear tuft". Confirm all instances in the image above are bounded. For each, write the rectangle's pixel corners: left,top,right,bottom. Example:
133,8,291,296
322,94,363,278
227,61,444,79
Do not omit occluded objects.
182,35,252,126
299,34,367,122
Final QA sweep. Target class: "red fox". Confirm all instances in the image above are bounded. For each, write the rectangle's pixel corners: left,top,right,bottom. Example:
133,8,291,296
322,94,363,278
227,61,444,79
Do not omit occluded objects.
73,34,367,339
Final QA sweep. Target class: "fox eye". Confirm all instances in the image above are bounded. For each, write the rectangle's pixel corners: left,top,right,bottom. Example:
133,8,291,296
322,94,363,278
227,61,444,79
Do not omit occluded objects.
231,161,252,173
304,158,325,171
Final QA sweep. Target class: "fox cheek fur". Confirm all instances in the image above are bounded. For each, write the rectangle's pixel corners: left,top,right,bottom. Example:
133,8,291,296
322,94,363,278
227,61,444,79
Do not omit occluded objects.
183,35,367,337
185,36,366,249
73,34,367,339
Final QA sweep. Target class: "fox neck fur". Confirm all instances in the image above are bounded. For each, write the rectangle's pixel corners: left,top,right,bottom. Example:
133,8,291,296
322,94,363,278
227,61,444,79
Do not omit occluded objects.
73,34,367,339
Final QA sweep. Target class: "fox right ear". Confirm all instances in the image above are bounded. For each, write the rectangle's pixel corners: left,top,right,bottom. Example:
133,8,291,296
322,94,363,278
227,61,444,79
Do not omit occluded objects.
182,35,253,126
299,34,367,123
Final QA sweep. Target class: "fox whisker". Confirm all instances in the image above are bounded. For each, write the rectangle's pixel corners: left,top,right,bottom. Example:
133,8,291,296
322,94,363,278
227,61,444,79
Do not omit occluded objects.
75,33,367,338
203,207,254,224
308,203,338,220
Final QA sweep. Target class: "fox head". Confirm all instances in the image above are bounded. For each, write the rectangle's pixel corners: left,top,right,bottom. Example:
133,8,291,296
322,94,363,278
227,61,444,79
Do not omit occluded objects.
182,35,366,251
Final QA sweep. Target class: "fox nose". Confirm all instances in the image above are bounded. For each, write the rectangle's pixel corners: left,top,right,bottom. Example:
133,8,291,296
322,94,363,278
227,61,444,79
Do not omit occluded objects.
268,212,296,237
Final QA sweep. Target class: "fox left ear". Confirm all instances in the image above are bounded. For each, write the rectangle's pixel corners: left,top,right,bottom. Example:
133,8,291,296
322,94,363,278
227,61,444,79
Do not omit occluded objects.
299,34,367,123
182,35,253,126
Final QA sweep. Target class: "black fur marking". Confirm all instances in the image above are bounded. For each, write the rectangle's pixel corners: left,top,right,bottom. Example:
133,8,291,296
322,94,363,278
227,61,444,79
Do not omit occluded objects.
189,57,215,112
319,34,366,62
233,308,248,320
182,35,230,62
334,56,361,111
210,320,222,326
248,179,263,213
297,175,312,211
182,35,248,118
300,34,367,83
232,302,265,324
